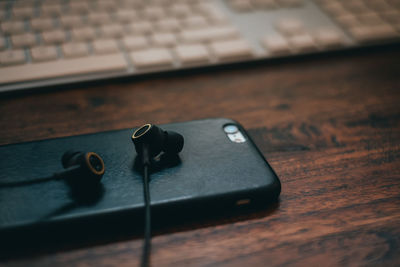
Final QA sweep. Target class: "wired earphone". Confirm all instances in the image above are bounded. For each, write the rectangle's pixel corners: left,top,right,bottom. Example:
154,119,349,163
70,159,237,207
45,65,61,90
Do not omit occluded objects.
0,123,184,267
131,123,184,267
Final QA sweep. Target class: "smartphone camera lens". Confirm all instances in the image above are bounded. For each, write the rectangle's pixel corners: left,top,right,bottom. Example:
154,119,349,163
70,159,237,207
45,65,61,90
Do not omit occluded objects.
224,125,238,134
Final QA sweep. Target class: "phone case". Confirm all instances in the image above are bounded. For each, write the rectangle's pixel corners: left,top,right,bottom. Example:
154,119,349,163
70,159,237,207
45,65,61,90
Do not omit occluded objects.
0,118,280,236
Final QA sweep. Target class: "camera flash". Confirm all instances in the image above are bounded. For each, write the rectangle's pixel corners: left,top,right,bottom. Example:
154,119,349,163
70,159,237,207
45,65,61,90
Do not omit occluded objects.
227,132,246,143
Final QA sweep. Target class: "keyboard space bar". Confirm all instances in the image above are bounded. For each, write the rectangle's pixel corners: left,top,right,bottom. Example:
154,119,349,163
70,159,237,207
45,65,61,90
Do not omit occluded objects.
0,54,127,85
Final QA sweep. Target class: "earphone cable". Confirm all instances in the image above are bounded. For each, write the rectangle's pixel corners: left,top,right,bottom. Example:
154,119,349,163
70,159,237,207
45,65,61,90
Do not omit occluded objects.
0,176,55,188
141,149,151,267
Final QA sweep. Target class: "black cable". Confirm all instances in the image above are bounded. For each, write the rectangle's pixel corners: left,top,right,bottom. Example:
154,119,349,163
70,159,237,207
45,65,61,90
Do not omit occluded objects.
0,169,83,188
141,146,151,267
0,175,56,188
0,168,87,188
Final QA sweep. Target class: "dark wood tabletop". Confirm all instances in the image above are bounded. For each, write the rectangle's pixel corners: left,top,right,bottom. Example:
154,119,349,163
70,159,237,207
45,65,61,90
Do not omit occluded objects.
1,46,399,266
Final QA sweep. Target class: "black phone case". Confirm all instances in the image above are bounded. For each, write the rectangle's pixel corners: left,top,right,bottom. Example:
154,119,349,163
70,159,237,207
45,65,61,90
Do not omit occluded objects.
0,118,280,236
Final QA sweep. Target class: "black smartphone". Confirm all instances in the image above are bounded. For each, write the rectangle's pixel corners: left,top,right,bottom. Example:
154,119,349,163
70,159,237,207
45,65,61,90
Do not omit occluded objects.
0,118,280,238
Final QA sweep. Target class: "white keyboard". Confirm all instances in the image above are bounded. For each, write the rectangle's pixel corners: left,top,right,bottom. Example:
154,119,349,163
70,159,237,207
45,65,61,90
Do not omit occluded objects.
0,0,399,93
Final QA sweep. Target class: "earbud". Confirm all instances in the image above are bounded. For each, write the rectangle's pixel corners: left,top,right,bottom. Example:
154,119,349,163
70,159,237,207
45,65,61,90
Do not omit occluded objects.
56,150,105,184
131,124,184,267
131,124,184,159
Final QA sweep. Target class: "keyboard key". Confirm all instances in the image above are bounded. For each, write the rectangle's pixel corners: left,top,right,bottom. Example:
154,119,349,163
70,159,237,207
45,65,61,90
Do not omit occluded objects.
30,18,55,31
357,13,384,26
230,0,253,12
276,18,304,36
349,24,399,43
182,16,208,29
261,34,291,55
210,39,254,60
1,21,26,34
155,18,181,32
314,28,344,48
175,44,210,64
128,21,153,34
251,0,277,9
386,0,400,9
12,6,35,19
365,0,392,12
131,48,173,69
62,42,89,58
122,36,148,51
335,15,360,28
342,1,370,14
321,2,348,17
0,54,127,84
279,0,304,7
93,39,119,54
289,33,317,52
30,46,58,62
12,0,35,8
115,10,138,23
71,27,97,41
0,37,6,50
42,30,67,44
143,6,165,20
169,3,192,17
40,4,63,16
152,33,177,46
381,11,400,25
0,10,5,21
100,24,124,38
96,0,117,11
119,0,143,9
59,15,83,28
69,2,90,13
11,33,37,48
197,3,227,23
88,12,111,25
0,50,26,65
181,26,239,43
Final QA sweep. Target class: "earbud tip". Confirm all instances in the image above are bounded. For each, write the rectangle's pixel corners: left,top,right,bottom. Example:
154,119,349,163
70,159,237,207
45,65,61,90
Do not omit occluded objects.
84,152,105,181
165,131,184,154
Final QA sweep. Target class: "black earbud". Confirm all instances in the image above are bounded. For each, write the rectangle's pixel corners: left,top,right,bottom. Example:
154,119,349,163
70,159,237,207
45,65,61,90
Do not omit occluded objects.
56,150,105,184
131,124,184,267
131,124,184,161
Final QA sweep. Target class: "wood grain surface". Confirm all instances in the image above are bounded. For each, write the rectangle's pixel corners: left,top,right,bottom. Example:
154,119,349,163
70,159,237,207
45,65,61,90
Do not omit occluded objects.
0,47,400,266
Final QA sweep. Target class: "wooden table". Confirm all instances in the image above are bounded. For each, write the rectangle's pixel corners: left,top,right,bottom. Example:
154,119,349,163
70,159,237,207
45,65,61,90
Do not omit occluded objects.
1,47,399,266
